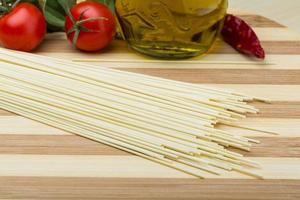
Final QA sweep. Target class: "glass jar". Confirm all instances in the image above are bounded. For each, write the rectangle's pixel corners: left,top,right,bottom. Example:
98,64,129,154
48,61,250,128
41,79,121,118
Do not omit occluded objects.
115,0,228,59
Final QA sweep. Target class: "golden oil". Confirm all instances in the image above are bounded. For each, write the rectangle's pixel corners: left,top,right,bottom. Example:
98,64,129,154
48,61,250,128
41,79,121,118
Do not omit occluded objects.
115,0,228,58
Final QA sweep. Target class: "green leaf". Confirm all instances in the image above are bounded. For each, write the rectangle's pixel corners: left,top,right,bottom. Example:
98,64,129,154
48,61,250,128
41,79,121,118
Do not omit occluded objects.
57,0,76,13
0,0,40,16
41,0,77,32
44,6,65,27
21,0,40,6
0,6,9,12
94,0,115,12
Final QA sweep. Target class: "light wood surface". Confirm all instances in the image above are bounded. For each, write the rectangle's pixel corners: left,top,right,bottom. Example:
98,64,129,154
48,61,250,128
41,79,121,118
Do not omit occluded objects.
230,0,300,33
0,13,299,199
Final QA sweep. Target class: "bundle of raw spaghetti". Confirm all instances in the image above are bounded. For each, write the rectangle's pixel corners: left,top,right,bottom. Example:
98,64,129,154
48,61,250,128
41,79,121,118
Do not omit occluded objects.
0,48,272,178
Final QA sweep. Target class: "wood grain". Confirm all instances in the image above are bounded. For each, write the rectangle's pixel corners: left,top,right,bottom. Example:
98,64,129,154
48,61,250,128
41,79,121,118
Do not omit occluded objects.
218,118,300,138
118,69,300,84
0,135,128,155
1,116,299,137
248,102,300,118
235,15,285,28
1,84,300,117
0,135,299,157
230,0,300,33
0,155,299,179
213,41,300,55
0,13,299,199
0,109,14,116
229,137,300,157
39,39,300,55
1,102,299,118
0,177,299,200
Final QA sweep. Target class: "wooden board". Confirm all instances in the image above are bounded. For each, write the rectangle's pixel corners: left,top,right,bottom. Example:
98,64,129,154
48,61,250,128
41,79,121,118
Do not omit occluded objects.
0,12,300,200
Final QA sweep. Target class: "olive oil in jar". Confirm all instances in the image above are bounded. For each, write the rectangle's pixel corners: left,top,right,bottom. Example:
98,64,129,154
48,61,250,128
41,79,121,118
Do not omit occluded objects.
115,0,228,58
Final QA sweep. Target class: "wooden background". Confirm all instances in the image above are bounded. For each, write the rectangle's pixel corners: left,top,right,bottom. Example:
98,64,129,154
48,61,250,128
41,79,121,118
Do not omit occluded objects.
230,0,300,33
0,12,300,199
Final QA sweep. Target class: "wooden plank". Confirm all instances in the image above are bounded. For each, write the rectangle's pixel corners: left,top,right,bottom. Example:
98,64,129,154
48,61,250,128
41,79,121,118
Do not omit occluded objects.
208,85,300,101
261,41,300,55
0,135,299,158
0,84,299,117
42,28,300,42
2,84,300,117
253,28,300,41
39,38,300,56
229,137,300,157
0,102,299,119
62,53,300,70
0,155,299,179
39,47,300,71
230,0,300,32
74,54,300,70
37,34,300,71
0,155,193,179
118,69,300,84
0,135,128,155
0,177,299,200
0,12,298,199
248,102,300,118
236,14,285,28
218,118,300,138
0,76,297,102
0,116,299,137
213,41,300,55
0,116,68,135
0,109,13,116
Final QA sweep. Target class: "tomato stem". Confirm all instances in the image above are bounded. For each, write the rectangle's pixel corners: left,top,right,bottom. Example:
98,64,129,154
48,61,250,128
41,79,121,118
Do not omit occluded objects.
67,9,109,48
11,0,21,9
77,17,108,25
72,30,80,49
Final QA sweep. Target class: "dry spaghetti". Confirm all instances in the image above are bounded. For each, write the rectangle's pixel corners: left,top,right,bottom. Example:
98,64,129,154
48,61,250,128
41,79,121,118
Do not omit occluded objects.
0,48,271,178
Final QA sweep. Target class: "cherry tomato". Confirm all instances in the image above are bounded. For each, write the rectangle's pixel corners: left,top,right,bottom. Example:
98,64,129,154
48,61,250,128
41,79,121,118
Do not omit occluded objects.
65,1,116,52
0,3,46,52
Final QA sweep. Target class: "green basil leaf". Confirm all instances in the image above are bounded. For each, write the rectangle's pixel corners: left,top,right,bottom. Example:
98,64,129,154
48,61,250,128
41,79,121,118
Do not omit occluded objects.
57,0,76,13
44,6,65,27
0,6,9,12
94,0,115,12
42,0,77,32
21,0,40,6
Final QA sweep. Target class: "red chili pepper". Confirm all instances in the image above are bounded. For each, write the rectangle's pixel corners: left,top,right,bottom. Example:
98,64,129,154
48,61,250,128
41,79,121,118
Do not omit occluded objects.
222,14,265,59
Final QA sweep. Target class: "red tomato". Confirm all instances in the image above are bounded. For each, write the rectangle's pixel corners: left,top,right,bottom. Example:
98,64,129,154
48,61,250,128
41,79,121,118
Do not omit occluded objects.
0,3,46,52
65,1,116,52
